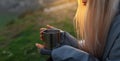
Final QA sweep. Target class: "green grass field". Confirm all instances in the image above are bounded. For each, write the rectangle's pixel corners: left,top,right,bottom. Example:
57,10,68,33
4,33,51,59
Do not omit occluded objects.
0,9,76,61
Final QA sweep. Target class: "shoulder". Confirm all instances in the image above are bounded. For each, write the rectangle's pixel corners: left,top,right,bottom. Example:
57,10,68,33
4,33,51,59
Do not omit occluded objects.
107,14,120,42
108,14,120,36
103,14,120,61
104,4,120,60
111,14,120,29
114,14,120,22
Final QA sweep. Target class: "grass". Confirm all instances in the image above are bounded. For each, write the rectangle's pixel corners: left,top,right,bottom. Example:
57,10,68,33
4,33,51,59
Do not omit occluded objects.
0,14,17,28
0,8,76,61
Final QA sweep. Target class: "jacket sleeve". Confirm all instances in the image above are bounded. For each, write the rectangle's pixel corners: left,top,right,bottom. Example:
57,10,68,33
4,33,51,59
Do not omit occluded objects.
51,45,99,61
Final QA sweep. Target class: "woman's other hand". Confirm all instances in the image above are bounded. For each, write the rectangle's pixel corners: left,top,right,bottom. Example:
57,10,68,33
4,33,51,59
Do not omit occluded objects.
40,25,56,41
36,25,56,55
35,43,44,49
36,25,80,55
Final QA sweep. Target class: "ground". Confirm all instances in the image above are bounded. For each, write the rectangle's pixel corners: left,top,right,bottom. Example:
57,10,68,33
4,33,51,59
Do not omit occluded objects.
0,2,77,61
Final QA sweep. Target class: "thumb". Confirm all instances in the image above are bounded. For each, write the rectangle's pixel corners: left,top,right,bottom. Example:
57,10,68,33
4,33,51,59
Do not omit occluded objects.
35,43,44,49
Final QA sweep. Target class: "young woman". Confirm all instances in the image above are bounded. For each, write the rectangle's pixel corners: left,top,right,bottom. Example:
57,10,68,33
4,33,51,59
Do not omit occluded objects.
36,0,120,61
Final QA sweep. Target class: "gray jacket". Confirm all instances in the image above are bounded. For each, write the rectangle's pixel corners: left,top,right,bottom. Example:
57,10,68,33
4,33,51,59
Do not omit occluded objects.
51,10,120,61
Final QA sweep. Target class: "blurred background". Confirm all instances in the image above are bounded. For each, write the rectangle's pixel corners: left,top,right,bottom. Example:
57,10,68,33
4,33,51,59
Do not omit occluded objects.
0,0,77,61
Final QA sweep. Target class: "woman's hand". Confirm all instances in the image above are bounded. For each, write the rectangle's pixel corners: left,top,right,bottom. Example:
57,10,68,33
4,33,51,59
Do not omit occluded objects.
35,25,54,55
35,43,44,49
35,43,52,55
36,25,79,55
36,25,55,49
40,25,54,41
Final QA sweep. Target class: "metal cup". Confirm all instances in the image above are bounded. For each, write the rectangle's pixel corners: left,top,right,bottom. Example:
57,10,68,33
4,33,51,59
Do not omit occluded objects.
42,29,61,50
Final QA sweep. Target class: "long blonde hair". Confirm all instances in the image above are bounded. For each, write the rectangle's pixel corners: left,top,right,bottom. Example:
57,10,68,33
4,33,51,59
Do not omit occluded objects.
75,0,119,58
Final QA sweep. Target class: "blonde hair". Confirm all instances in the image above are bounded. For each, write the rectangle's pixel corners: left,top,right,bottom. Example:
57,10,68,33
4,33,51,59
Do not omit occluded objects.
75,0,119,58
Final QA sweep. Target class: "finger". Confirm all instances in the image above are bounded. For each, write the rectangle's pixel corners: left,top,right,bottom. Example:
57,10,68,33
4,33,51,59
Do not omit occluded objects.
46,25,63,32
40,28,46,40
40,30,45,34
40,28,47,35
40,28,47,31
40,30,45,41
46,25,55,29
35,43,44,49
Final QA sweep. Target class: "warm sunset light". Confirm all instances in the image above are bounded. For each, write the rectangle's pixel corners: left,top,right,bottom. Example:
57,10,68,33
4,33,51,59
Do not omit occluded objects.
1,0,120,61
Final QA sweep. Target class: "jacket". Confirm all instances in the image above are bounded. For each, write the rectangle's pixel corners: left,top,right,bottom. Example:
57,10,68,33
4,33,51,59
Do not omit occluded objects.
51,5,120,61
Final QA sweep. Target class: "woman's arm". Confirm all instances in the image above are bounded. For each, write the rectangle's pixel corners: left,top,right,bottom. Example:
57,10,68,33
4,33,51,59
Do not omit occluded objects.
52,45,99,61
